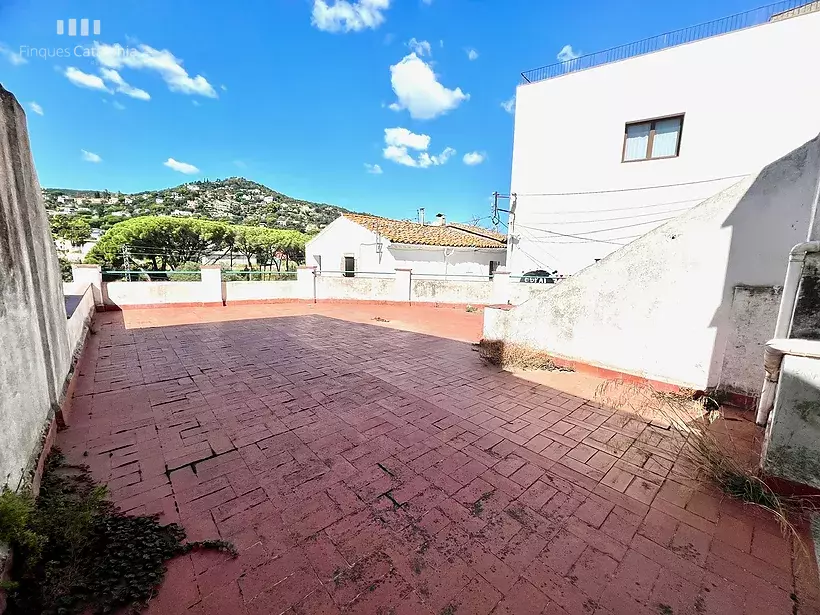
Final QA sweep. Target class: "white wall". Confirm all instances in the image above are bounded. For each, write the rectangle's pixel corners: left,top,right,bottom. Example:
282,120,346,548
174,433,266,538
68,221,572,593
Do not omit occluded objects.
486,134,820,390
103,281,208,307
224,281,301,302
510,10,820,276
306,217,505,278
66,284,95,357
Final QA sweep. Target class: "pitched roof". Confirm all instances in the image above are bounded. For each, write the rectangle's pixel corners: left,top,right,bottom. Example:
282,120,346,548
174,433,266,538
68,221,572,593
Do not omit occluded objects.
342,213,507,249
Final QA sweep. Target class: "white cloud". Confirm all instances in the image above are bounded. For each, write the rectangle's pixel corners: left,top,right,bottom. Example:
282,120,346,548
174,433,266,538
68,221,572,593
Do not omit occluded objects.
93,42,217,97
220,84,228,91
113,101,126,110
28,102,43,116
0,44,26,65
234,159,247,169
100,69,150,100
463,151,485,165
557,44,581,63
407,38,431,57
364,163,383,174
81,150,102,163
466,48,479,61
389,53,469,120
384,127,430,150
311,0,390,33
99,68,151,101
163,158,200,174
381,127,454,168
65,67,110,92
192,100,201,106
501,94,515,114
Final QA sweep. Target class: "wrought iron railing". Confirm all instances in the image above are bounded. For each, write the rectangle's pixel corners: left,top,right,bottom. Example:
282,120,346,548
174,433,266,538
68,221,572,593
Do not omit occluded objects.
520,0,817,84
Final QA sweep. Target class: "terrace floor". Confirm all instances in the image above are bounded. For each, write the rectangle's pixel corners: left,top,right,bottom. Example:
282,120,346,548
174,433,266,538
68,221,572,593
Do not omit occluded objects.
59,303,819,615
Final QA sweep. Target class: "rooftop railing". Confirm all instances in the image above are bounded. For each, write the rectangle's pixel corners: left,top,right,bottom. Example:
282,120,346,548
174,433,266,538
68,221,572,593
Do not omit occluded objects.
520,0,818,84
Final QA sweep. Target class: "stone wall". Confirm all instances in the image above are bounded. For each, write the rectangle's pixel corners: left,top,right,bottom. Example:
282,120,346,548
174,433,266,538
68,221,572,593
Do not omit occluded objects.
0,85,71,490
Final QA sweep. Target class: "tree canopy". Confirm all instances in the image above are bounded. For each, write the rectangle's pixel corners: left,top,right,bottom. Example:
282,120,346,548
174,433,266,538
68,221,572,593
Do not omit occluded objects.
84,216,306,272
50,215,91,246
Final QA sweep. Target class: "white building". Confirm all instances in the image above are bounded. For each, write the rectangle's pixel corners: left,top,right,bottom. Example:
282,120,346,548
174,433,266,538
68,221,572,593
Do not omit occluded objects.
508,2,820,276
306,213,506,277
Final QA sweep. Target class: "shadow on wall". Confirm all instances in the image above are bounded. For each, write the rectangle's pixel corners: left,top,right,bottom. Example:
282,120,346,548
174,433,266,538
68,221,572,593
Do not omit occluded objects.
709,136,820,394
483,133,820,396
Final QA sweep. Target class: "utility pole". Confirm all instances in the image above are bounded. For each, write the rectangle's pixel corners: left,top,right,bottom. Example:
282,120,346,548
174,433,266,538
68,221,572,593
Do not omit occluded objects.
122,245,132,281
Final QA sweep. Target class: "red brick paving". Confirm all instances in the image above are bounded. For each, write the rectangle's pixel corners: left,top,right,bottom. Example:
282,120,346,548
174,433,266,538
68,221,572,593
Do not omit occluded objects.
58,304,819,614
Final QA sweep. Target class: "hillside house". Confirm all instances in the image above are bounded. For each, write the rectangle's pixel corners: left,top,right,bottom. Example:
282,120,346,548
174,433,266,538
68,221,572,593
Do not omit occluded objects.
508,1,820,276
306,213,506,278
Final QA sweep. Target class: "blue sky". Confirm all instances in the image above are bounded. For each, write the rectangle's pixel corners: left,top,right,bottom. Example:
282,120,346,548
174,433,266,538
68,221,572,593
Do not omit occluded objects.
0,0,762,223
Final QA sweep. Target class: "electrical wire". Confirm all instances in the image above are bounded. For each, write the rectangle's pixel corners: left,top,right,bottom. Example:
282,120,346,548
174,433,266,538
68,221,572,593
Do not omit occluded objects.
516,216,674,236
513,196,706,216
516,205,693,225
512,173,747,197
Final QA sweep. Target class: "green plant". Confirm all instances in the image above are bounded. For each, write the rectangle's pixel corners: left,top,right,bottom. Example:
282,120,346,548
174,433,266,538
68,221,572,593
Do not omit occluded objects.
4,450,234,615
0,488,45,561
465,305,478,313
167,261,202,281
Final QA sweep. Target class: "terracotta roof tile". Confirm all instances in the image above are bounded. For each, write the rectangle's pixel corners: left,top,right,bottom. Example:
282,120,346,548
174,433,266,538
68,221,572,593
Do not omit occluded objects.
343,213,507,249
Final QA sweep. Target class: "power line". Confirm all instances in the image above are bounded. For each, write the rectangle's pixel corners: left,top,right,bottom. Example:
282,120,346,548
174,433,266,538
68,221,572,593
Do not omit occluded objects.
513,174,747,197
519,196,705,215
517,205,693,224
516,215,673,237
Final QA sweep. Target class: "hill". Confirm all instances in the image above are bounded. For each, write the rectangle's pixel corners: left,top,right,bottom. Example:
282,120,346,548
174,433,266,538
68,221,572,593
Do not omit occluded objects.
42,177,349,233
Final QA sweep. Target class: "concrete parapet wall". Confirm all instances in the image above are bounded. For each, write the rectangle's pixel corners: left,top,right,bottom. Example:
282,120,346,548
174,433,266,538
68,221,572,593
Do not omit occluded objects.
0,85,71,489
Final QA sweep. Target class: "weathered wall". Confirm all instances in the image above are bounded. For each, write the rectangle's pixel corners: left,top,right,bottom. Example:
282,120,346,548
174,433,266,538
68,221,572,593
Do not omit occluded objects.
66,284,95,357
103,281,209,307
224,281,302,302
719,286,782,397
0,85,71,489
510,9,820,275
762,354,820,489
791,253,820,340
485,135,819,390
315,275,395,301
411,279,492,304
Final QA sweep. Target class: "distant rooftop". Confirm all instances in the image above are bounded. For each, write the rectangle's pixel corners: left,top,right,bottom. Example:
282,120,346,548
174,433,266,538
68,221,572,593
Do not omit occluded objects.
520,0,820,85
342,213,507,248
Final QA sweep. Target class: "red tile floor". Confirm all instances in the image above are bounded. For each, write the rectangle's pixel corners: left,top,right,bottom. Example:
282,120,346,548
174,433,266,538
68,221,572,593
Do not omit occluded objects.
58,303,819,615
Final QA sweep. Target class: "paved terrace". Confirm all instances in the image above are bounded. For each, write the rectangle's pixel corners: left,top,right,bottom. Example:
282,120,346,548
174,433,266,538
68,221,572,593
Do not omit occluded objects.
59,303,818,615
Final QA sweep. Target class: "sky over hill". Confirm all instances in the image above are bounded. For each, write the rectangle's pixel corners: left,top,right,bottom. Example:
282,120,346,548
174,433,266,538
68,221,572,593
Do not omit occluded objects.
0,0,762,224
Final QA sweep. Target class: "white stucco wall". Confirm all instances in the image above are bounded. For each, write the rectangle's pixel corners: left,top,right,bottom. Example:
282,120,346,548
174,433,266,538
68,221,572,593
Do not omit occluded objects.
315,276,395,301
306,217,505,278
486,134,820,390
103,281,208,307
66,284,95,357
719,286,782,396
224,281,302,302
411,279,493,304
510,10,820,276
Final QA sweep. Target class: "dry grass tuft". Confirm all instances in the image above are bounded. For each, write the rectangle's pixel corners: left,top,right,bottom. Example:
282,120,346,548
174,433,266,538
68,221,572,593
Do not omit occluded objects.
477,339,573,372
596,379,813,545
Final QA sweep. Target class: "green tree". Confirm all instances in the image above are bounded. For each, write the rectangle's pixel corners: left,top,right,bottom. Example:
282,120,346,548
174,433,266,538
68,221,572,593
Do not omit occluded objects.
85,216,234,270
50,215,91,246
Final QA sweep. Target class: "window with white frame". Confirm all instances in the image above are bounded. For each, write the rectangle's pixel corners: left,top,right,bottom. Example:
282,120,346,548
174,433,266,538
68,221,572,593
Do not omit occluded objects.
622,115,684,162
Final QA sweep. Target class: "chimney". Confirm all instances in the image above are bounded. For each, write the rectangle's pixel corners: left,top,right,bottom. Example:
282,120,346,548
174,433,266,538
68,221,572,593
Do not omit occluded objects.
433,213,446,226
418,207,425,225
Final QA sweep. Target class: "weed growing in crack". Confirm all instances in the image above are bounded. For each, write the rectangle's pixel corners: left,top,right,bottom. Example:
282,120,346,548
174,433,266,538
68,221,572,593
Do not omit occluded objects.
471,491,493,516
596,380,815,557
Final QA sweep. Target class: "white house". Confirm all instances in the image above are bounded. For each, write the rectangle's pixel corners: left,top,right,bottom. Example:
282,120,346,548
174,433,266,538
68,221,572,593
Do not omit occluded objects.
508,2,820,276
306,213,507,278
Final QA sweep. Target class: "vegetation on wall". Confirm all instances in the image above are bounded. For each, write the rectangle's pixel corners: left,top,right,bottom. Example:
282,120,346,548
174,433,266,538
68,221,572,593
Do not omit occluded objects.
0,450,234,615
